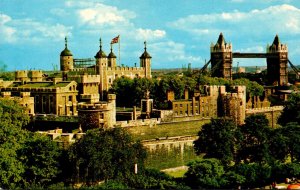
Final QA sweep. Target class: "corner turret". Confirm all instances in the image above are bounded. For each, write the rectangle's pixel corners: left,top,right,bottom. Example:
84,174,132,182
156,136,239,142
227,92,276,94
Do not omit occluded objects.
95,38,108,75
60,37,74,71
140,41,152,78
108,43,117,67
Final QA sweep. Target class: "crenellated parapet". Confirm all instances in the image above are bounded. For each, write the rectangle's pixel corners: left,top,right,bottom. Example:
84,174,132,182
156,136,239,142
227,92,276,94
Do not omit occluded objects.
267,43,288,53
210,42,232,53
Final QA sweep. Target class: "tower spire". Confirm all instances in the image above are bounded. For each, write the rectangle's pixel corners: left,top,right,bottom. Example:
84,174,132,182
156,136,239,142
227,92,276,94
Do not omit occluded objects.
65,36,68,49
144,41,147,51
99,38,102,50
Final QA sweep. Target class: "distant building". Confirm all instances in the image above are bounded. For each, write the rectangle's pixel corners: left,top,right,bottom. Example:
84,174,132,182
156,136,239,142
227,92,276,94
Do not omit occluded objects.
167,85,246,125
210,33,233,80
266,35,288,86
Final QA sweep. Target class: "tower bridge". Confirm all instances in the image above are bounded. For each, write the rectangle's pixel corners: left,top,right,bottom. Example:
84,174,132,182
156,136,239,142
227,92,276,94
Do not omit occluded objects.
200,33,300,86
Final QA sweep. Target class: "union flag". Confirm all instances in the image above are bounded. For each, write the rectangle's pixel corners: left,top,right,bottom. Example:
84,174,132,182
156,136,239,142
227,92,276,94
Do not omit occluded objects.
111,35,120,44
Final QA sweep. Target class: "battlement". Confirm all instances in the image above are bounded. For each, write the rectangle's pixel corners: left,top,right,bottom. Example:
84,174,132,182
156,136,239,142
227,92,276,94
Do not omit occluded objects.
267,44,288,53
210,43,232,53
106,66,145,72
1,91,11,97
31,70,43,77
108,94,116,100
3,87,58,93
81,74,100,83
20,92,31,97
246,106,284,113
203,85,226,96
78,102,108,110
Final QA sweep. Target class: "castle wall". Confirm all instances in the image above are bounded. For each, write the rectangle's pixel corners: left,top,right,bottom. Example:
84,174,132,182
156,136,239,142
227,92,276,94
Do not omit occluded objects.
246,106,283,128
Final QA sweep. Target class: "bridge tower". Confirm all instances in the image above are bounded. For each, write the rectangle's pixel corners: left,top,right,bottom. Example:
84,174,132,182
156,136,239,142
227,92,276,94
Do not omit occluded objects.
266,35,288,86
210,33,233,80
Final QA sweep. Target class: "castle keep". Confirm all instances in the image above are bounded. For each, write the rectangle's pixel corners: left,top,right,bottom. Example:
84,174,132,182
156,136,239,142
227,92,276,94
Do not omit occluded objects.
60,38,152,99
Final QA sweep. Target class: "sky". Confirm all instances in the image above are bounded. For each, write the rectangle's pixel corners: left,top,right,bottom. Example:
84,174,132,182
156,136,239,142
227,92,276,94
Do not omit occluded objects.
1,0,300,71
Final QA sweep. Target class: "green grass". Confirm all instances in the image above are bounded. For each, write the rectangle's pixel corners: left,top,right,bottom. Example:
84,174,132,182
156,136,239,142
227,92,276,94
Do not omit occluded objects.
163,167,188,178
127,119,210,141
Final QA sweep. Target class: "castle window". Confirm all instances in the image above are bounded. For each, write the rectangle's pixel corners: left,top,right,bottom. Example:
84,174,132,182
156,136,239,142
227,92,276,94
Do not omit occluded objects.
180,104,182,108
109,78,112,83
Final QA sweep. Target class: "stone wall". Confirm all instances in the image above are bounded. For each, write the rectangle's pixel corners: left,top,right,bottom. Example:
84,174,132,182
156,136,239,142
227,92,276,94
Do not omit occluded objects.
246,106,284,128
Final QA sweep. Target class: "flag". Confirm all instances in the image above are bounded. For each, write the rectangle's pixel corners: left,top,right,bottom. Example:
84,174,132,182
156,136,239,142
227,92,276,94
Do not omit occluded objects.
111,35,119,44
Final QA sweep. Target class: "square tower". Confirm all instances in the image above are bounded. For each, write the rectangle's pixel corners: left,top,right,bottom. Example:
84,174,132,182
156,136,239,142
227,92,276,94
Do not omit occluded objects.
266,35,288,86
210,33,233,80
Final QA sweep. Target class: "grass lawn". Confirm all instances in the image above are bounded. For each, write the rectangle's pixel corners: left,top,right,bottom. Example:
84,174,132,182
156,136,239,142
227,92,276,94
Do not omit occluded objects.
162,166,188,178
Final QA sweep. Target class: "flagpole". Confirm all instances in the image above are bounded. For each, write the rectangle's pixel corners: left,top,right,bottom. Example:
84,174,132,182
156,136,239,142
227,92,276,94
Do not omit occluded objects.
118,35,120,66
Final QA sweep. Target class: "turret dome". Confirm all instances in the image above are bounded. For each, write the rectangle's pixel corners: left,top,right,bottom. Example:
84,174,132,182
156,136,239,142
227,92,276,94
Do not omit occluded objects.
60,37,73,56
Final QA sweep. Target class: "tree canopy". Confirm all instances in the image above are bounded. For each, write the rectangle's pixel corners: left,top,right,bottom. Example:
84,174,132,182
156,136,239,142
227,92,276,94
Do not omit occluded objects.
194,118,237,165
278,93,300,126
68,127,147,184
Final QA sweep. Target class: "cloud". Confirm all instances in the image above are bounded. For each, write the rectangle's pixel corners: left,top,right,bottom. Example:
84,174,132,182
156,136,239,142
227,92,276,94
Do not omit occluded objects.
0,14,17,43
0,13,72,44
235,46,265,53
135,28,166,41
50,8,69,17
169,4,300,37
76,3,136,26
150,41,201,67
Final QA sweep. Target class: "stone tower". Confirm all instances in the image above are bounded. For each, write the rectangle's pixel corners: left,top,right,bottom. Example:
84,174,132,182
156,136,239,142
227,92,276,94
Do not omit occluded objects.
60,37,74,71
95,38,108,100
266,35,288,86
210,33,232,80
140,41,152,78
107,43,117,68
95,38,108,75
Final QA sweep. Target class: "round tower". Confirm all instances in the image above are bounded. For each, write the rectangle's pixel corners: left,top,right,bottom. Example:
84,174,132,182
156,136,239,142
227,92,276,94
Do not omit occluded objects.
60,37,74,72
140,41,152,78
30,70,43,82
15,70,29,82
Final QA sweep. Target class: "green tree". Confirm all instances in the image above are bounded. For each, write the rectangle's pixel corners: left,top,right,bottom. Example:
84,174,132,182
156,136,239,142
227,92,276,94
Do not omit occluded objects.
194,118,237,165
278,93,300,126
19,133,62,187
110,76,134,107
184,158,227,189
270,123,300,162
0,98,30,189
233,163,272,188
68,127,147,184
236,114,271,164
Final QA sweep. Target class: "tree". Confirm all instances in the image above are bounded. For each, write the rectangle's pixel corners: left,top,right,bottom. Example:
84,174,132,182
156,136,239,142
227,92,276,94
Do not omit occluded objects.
278,93,300,126
233,163,272,188
194,118,237,165
236,114,272,164
184,158,227,189
0,98,30,189
270,123,300,162
109,76,134,107
19,133,62,187
68,127,147,184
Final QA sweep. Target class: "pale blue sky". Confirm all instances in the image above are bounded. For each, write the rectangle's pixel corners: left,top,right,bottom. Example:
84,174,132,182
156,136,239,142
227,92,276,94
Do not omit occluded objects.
1,0,300,71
